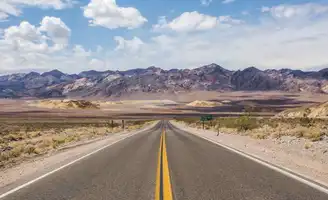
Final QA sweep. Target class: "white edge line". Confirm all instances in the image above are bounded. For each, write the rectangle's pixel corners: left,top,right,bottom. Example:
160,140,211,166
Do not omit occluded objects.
0,125,153,199
171,122,328,195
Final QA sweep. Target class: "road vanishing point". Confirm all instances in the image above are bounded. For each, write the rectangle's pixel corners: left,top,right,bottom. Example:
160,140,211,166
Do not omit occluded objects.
1,121,328,200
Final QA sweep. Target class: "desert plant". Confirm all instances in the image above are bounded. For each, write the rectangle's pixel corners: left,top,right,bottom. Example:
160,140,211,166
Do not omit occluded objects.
300,108,313,127
236,115,258,132
304,142,312,149
24,145,37,155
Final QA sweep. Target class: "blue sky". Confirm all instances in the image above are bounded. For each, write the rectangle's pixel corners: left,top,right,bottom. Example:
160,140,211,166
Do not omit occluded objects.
0,0,328,74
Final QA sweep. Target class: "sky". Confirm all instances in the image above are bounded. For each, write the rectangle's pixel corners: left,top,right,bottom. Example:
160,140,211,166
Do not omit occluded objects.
0,0,328,74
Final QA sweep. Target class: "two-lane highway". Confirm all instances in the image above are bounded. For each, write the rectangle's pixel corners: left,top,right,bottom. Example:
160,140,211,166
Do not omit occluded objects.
1,121,328,200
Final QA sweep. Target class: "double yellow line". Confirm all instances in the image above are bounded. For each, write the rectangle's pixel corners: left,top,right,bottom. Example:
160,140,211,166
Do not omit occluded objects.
155,129,173,200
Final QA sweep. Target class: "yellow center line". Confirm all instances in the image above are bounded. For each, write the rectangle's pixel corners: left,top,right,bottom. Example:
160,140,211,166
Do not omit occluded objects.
155,128,173,200
155,133,163,200
162,130,173,200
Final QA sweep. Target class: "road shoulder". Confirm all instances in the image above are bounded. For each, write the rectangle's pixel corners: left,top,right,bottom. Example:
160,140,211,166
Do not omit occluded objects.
170,120,328,189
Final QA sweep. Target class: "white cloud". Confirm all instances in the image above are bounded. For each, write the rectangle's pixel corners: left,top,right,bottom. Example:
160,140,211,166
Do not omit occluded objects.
114,36,144,52
2,2,328,74
0,17,97,74
89,58,105,70
10,0,74,9
0,13,9,21
2,16,71,54
0,0,73,20
83,0,147,29
200,0,212,6
105,3,328,71
3,21,49,54
39,16,71,48
73,45,91,57
4,21,43,42
153,12,241,33
0,2,20,19
262,3,328,19
222,0,235,4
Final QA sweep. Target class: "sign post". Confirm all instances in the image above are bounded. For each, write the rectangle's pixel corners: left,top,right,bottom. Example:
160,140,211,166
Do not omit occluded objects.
200,115,214,129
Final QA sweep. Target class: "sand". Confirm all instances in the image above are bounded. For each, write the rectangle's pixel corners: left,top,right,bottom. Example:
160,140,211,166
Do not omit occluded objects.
186,100,222,107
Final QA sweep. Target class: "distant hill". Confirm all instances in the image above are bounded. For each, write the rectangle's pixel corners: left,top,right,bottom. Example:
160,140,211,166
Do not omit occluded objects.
276,101,328,118
1,63,328,98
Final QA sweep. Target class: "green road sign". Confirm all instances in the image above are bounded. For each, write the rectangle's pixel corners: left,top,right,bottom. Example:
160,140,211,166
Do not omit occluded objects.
201,115,213,121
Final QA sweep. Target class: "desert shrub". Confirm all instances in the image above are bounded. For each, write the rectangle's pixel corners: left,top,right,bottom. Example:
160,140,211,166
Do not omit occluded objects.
24,145,38,155
236,116,258,132
65,135,78,143
251,132,267,139
304,142,313,149
0,151,10,161
10,145,24,157
3,134,23,142
306,130,325,142
299,108,314,127
216,118,238,129
52,136,66,149
37,138,53,149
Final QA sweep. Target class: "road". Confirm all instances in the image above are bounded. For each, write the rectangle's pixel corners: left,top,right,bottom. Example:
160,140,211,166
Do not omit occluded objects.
1,121,328,200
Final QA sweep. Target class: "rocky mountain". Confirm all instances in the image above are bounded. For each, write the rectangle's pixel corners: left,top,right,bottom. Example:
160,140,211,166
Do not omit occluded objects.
1,63,328,98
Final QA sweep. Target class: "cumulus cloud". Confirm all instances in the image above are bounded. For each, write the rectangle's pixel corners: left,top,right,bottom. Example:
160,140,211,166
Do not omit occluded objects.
2,16,71,54
3,21,48,54
0,0,73,20
153,12,241,32
261,3,328,19
39,16,71,49
0,17,94,74
106,3,328,71
4,21,43,42
114,36,144,52
83,0,147,29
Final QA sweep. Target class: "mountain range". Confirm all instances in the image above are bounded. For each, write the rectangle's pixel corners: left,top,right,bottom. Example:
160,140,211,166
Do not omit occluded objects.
1,63,328,98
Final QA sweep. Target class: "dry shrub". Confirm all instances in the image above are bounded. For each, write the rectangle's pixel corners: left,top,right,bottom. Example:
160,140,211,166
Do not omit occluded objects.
304,142,313,149
52,136,66,149
10,145,24,158
250,132,267,139
24,145,39,155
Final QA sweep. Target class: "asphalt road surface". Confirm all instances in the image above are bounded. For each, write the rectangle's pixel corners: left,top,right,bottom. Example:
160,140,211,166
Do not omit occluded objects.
2,121,328,200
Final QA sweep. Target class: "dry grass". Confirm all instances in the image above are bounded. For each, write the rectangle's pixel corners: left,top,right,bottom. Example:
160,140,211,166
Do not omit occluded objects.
0,119,152,168
175,117,328,141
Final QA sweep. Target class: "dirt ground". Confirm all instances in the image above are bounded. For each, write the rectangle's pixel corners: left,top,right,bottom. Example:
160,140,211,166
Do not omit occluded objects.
2,91,328,119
